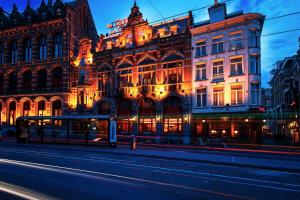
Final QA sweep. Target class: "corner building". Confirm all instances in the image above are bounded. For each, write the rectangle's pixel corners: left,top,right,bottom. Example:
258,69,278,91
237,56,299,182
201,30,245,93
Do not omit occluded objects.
191,3,265,142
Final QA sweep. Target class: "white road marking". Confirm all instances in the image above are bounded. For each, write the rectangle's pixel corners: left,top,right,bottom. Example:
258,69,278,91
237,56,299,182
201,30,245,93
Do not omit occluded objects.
0,158,254,200
0,181,55,200
1,147,300,193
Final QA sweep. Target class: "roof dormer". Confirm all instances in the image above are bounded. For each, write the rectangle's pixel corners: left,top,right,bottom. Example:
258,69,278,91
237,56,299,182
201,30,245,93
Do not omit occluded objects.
208,1,227,23
10,4,23,26
24,0,35,24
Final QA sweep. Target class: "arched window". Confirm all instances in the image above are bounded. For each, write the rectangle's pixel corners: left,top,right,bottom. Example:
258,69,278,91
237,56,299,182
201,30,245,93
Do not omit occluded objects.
0,42,4,64
8,71,17,91
24,38,32,62
0,73,3,94
54,34,62,58
23,70,32,91
23,101,31,116
8,101,16,125
37,100,46,116
39,36,47,60
52,67,63,88
52,99,62,116
37,69,47,89
10,40,18,64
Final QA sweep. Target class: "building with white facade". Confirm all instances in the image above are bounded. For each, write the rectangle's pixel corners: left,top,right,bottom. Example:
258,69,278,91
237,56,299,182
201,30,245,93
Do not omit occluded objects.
190,2,265,140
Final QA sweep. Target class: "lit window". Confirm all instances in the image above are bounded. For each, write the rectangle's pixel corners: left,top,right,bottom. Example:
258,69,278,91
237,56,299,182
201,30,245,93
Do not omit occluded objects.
212,60,224,82
195,41,206,57
250,55,259,74
163,62,183,84
231,84,243,105
196,88,207,108
195,63,206,81
213,86,224,107
138,65,156,85
230,57,243,76
212,37,224,54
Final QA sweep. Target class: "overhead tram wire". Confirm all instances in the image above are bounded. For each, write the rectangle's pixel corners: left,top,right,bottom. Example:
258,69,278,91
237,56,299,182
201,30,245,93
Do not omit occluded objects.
106,0,233,36
147,0,165,19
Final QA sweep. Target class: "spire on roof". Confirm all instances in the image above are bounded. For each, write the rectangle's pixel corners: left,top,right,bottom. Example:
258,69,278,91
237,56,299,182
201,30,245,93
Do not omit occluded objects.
134,0,137,7
48,0,53,7
214,0,218,5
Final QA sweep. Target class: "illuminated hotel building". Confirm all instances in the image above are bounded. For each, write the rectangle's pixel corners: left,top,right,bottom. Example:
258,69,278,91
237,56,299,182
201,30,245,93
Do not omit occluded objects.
191,2,265,140
0,0,266,144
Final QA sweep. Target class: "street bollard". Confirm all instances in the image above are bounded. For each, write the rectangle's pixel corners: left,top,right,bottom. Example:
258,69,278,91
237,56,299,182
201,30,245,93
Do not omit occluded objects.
131,135,136,150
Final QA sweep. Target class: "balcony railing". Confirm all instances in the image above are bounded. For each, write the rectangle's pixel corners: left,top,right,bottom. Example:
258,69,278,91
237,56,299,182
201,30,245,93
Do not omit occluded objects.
212,74,224,83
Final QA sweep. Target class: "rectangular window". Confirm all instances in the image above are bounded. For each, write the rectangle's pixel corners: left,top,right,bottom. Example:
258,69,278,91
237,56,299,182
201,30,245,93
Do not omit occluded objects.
196,88,207,108
231,84,243,105
54,34,63,58
39,37,47,60
195,41,206,57
195,63,206,81
250,55,259,74
212,60,224,81
163,62,183,84
229,32,243,50
138,65,156,85
213,86,224,106
212,37,224,54
230,57,243,76
11,41,18,64
251,83,259,105
25,39,32,62
249,30,259,48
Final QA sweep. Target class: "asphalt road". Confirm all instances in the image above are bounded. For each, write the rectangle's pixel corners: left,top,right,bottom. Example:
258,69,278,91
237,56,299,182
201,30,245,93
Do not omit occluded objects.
0,145,300,200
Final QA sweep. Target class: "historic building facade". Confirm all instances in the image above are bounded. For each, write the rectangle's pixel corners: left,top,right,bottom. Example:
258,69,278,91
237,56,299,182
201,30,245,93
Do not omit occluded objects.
70,1,193,143
270,39,300,144
191,2,265,141
1,0,267,144
0,0,97,126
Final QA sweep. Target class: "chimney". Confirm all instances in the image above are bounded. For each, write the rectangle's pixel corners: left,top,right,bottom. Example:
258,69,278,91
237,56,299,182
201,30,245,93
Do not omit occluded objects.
208,1,227,23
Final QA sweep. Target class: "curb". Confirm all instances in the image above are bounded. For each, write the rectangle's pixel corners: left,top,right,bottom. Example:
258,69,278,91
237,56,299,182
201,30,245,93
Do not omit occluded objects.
1,143,300,173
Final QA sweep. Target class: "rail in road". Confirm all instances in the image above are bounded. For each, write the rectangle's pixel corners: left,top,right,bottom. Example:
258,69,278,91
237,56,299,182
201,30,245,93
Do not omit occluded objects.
0,145,300,200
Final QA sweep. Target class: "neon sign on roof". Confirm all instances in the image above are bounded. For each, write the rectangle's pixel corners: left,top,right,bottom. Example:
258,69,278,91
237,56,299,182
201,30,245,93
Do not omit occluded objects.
106,18,128,35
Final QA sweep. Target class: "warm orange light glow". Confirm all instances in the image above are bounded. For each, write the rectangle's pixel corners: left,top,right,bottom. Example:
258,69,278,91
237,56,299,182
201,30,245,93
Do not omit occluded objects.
154,85,168,100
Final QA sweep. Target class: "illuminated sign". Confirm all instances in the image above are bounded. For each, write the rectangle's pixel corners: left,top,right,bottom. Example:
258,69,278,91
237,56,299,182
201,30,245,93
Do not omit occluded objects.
107,18,128,35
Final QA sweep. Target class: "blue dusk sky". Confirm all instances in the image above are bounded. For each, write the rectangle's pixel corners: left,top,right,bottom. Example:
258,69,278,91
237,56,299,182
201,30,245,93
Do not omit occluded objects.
0,0,299,87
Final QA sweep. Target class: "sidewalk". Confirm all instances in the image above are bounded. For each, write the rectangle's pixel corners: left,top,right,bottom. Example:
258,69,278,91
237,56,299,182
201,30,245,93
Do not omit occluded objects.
1,141,300,173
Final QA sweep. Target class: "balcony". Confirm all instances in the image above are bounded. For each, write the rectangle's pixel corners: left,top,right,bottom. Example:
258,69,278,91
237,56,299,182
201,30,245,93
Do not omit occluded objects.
212,74,225,83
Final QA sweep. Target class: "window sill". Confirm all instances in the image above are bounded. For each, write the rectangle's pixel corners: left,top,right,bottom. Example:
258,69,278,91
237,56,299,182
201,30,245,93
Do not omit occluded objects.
195,79,208,82
211,79,225,83
211,106,226,108
229,74,245,77
211,51,225,55
195,106,208,109
228,47,244,52
194,55,208,58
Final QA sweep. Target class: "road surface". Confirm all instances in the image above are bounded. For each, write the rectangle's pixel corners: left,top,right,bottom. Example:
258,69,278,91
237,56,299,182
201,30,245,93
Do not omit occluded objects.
0,144,300,200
